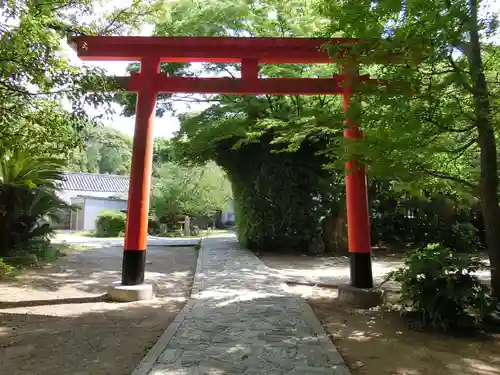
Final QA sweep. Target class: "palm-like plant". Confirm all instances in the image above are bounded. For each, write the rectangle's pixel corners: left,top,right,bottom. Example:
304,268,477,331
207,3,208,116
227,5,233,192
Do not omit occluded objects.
0,148,69,257
0,149,65,189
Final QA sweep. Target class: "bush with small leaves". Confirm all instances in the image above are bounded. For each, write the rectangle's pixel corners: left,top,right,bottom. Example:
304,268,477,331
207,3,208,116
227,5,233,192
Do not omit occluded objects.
0,258,17,278
95,211,126,237
385,243,495,332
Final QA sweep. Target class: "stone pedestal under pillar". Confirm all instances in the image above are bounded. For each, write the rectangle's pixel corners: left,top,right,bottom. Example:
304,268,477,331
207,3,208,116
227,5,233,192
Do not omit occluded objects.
337,283,385,309
107,281,155,302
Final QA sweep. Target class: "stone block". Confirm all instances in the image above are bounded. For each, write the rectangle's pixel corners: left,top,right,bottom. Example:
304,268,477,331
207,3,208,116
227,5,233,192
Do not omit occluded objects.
107,281,155,302
337,283,385,309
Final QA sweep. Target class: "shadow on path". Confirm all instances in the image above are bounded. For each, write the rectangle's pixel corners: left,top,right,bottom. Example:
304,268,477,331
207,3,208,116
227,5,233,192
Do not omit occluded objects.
0,245,198,375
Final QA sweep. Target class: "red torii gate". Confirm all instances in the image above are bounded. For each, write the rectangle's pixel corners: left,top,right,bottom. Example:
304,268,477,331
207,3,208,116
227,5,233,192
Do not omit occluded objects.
72,36,396,291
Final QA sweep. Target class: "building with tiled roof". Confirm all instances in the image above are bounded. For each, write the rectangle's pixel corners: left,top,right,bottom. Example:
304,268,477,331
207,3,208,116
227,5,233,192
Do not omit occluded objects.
55,172,234,232
59,172,130,194
56,173,130,231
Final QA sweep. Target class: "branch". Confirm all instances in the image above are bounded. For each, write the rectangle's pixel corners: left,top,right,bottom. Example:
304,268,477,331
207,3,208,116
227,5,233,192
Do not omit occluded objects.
483,48,499,69
447,140,476,163
423,115,475,133
417,164,477,189
100,12,128,35
410,132,445,149
446,137,477,155
219,65,236,79
448,55,475,93
448,93,476,121
45,22,84,36
265,95,276,112
0,79,77,97
165,93,225,104
425,69,458,76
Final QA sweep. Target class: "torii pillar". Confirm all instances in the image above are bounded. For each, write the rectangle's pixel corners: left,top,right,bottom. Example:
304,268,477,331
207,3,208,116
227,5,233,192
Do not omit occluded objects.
341,65,373,289
107,58,160,301
121,58,160,286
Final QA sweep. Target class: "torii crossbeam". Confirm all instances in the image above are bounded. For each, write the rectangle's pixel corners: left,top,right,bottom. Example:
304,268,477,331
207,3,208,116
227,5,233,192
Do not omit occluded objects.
72,36,399,293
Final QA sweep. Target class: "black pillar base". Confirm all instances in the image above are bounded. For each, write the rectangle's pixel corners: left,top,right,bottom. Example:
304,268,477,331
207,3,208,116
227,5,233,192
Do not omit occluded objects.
122,250,146,285
350,252,374,289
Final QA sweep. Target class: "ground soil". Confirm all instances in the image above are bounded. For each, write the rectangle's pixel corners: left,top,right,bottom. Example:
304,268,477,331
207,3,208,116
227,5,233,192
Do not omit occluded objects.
261,254,500,375
259,252,490,287
0,245,197,375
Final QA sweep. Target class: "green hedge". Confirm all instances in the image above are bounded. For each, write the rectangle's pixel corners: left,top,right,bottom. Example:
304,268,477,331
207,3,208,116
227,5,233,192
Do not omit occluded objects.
215,135,342,254
95,210,126,237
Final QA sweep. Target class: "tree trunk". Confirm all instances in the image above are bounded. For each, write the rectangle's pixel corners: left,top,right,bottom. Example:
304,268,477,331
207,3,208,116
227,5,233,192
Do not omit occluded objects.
467,0,500,298
321,214,348,255
183,215,191,237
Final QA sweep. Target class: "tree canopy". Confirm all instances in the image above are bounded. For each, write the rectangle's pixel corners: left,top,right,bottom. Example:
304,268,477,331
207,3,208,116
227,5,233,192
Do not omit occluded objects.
151,162,232,227
66,126,178,175
0,0,147,155
67,127,133,175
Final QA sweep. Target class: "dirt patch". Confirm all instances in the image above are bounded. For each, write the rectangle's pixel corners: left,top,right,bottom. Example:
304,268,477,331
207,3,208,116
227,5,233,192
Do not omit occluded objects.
0,245,198,375
310,292,500,375
261,254,500,374
260,252,490,290
259,253,405,286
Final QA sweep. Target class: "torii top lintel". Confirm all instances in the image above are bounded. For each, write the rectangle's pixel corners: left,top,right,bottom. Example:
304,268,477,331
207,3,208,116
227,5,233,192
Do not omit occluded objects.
71,36,408,95
70,36,402,64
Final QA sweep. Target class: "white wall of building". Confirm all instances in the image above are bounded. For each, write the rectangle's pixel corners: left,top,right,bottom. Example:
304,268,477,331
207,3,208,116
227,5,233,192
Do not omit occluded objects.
58,190,119,204
79,197,128,231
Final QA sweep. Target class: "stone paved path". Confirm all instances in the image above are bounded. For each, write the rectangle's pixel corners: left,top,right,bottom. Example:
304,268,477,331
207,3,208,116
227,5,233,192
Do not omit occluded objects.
135,235,351,375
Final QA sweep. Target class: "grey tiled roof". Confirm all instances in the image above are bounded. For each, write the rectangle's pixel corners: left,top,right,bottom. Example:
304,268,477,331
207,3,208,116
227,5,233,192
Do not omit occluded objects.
60,173,129,193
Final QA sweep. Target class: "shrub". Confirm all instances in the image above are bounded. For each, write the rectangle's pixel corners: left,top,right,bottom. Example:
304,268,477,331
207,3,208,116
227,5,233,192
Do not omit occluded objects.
386,243,495,332
95,211,126,237
449,222,483,253
0,258,17,278
165,229,184,237
0,151,70,257
148,215,160,235
28,239,62,262
0,239,63,274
